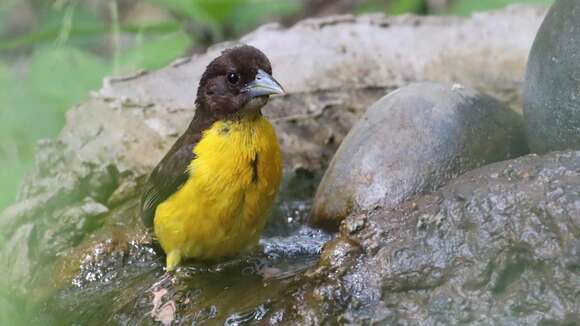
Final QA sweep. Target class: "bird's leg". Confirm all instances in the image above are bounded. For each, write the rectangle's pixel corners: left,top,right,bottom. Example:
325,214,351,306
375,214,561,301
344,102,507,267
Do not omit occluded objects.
166,250,182,272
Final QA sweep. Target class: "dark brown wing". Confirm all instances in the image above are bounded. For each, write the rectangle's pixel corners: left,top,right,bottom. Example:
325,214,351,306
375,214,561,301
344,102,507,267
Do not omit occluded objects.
140,132,200,229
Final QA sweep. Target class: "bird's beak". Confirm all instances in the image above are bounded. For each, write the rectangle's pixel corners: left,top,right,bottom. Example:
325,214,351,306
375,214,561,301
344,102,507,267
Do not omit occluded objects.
242,69,285,98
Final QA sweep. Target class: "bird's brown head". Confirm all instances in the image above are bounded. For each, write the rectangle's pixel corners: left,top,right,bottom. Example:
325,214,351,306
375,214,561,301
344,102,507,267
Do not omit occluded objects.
195,45,284,120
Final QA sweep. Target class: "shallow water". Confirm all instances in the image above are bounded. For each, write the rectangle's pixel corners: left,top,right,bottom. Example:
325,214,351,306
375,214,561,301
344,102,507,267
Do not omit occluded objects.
28,181,330,325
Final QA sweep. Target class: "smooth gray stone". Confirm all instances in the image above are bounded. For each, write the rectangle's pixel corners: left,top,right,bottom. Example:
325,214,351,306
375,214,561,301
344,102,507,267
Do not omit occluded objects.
313,82,528,227
524,0,580,153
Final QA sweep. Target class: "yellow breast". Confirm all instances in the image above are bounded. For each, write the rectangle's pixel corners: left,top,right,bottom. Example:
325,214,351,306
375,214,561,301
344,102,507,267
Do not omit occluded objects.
153,116,282,271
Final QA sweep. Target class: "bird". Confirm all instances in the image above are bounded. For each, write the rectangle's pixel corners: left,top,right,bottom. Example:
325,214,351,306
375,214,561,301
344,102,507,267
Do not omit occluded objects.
141,45,284,272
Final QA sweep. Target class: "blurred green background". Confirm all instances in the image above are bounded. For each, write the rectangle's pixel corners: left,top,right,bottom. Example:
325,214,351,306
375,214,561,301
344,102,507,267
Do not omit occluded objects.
0,0,553,212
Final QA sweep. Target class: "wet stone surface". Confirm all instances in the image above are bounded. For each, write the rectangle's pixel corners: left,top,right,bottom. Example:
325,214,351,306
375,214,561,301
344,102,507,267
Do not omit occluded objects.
313,82,528,227
268,150,580,325
32,194,331,326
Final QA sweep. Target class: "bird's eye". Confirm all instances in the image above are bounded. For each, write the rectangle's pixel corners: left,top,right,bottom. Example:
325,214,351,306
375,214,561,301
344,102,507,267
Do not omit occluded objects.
227,72,240,85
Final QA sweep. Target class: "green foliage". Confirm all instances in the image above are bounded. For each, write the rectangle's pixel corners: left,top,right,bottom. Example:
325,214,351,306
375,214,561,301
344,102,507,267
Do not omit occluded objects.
118,31,193,73
152,0,302,25
28,46,110,114
388,0,424,14
149,0,302,38
0,161,29,209
354,0,553,16
232,1,302,33
357,0,424,15
450,0,554,15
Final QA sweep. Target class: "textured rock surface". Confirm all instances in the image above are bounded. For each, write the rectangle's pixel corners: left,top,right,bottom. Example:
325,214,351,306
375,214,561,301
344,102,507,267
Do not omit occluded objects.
312,82,528,227
0,6,549,325
1,7,545,270
524,0,580,154
271,150,580,325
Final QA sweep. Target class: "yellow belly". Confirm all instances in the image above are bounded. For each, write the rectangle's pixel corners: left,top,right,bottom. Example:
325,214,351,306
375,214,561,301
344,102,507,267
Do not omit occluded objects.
154,117,282,271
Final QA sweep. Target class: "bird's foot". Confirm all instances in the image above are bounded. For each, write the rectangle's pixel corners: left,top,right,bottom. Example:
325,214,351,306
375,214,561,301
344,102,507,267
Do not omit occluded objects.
147,271,174,292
